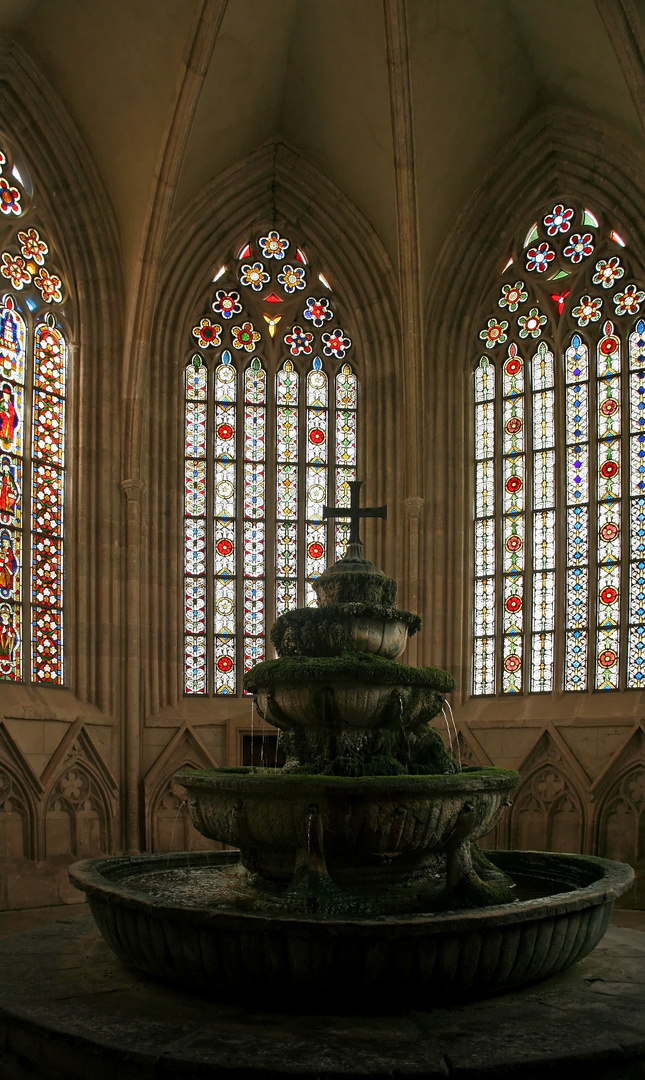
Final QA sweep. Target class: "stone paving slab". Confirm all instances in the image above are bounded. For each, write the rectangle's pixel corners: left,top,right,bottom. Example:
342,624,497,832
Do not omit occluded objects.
0,914,644,1079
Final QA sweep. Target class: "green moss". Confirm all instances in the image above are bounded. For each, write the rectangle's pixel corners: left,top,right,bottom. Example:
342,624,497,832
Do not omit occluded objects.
314,571,398,607
270,604,423,657
244,652,456,695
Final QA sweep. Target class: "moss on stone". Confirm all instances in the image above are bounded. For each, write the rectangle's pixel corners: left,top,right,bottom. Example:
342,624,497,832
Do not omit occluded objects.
270,603,423,657
313,570,398,608
277,723,456,777
244,652,456,695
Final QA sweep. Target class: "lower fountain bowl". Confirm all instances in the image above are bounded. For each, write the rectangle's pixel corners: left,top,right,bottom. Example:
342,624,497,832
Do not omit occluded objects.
68,849,634,1009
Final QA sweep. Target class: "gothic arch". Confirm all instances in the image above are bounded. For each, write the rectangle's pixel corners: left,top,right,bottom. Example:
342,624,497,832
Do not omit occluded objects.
592,727,645,868
142,141,403,715
421,104,645,687
143,724,218,852
40,722,117,859
505,729,588,854
0,722,41,861
0,42,123,713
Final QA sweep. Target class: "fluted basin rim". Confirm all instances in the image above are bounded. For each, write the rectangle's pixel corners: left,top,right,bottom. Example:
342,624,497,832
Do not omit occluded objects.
68,849,633,931
174,765,520,797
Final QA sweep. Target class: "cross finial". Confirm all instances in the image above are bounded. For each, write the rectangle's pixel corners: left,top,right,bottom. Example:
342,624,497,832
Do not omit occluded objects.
322,480,387,554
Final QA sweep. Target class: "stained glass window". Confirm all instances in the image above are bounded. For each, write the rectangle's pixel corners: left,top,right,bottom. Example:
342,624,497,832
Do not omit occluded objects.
0,145,68,685
473,202,645,694
183,231,358,694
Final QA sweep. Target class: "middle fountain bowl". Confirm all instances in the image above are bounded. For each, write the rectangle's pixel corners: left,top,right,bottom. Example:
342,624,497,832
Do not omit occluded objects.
175,767,518,888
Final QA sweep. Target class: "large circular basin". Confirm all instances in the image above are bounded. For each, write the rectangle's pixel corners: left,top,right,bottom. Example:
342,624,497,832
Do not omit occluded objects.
68,849,634,1009
175,767,519,884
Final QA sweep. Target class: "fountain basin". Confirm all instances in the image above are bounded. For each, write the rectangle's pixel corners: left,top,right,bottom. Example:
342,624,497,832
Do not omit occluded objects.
247,654,455,730
175,768,519,885
270,605,422,659
257,681,441,729
68,849,634,1008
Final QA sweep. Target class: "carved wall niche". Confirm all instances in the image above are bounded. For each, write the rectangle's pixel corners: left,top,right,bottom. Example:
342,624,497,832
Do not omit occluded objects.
45,764,110,858
592,728,645,902
510,765,585,854
596,765,645,866
0,767,34,859
0,721,41,860
144,725,219,853
41,722,117,861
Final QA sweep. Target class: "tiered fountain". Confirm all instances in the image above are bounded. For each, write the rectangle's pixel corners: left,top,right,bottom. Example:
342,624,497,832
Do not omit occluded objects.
70,483,633,1008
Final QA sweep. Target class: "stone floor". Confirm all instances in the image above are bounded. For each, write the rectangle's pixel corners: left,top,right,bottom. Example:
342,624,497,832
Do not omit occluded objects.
0,901,643,1079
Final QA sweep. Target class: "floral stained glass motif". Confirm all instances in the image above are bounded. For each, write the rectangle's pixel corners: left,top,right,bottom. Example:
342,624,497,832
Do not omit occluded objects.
473,357,495,694
531,342,556,692
334,363,358,561
499,282,527,312
564,334,589,689
473,199,645,696
184,356,208,694
183,229,360,693
501,345,524,692
243,359,266,682
596,321,621,689
275,359,298,617
305,359,328,607
0,296,25,681
0,145,68,686
628,320,645,686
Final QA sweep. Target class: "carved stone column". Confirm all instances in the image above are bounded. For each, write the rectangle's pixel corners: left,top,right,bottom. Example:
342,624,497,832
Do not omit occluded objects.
404,495,424,665
122,477,144,852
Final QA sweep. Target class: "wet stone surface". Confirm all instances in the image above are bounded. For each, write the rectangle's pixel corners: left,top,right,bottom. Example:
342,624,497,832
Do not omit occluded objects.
1,914,644,1080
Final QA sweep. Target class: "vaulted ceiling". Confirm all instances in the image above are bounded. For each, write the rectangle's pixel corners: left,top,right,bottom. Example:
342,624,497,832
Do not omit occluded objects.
4,0,643,312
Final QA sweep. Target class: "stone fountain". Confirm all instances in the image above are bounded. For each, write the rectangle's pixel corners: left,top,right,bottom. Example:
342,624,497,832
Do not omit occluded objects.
69,483,633,1009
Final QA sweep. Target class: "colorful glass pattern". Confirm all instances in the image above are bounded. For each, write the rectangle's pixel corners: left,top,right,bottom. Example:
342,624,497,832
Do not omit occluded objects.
334,363,357,560
595,321,621,689
305,358,328,607
243,359,266,680
564,334,589,689
473,357,495,694
0,145,67,686
473,201,645,696
182,230,359,693
0,296,25,681
30,316,66,682
275,359,299,617
628,320,645,686
530,342,556,691
501,344,524,692
184,356,208,694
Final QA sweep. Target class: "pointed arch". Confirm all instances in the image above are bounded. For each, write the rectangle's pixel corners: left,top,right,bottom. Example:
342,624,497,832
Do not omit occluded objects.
0,42,123,712
423,104,645,689
144,142,401,712
143,724,219,852
41,722,117,859
593,726,645,865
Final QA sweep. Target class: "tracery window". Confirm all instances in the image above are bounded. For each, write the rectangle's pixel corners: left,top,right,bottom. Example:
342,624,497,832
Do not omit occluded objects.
0,144,68,684
183,230,358,695
473,202,645,695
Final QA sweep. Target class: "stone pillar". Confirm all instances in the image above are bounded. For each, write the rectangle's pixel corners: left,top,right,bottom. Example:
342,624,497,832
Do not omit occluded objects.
121,478,144,852
404,496,424,665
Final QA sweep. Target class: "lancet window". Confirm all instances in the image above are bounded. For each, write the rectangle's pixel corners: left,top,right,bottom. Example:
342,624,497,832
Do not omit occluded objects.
473,202,645,694
183,230,359,695
0,144,68,685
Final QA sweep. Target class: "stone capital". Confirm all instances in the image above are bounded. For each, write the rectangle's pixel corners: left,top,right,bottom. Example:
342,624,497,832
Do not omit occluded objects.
404,496,424,520
121,478,145,501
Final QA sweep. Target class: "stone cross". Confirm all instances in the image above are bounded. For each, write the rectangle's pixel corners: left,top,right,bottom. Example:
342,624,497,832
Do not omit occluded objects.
323,479,387,546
